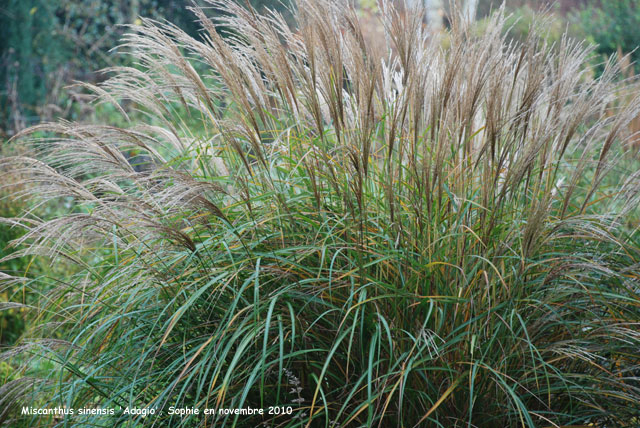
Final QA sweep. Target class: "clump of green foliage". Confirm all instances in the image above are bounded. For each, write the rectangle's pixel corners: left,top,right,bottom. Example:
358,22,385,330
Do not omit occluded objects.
572,0,640,66
2,0,640,426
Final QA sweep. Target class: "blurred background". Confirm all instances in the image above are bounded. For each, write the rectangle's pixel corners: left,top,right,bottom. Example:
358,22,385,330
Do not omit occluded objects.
1,0,639,138
1,0,639,343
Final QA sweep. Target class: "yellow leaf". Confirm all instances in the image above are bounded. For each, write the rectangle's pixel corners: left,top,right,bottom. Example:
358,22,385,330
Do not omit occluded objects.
413,374,465,427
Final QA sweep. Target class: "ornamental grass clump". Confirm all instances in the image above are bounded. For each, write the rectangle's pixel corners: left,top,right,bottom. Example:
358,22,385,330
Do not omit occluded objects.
2,0,640,426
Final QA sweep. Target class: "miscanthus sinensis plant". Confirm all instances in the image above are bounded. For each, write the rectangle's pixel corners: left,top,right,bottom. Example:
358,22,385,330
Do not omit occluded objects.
2,0,640,426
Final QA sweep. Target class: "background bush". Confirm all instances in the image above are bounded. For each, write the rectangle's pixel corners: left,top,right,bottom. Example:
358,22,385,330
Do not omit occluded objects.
571,0,640,68
0,0,292,137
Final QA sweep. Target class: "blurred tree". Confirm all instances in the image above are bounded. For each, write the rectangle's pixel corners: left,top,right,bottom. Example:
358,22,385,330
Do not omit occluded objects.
572,0,640,67
425,0,444,31
0,0,57,133
0,0,291,137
